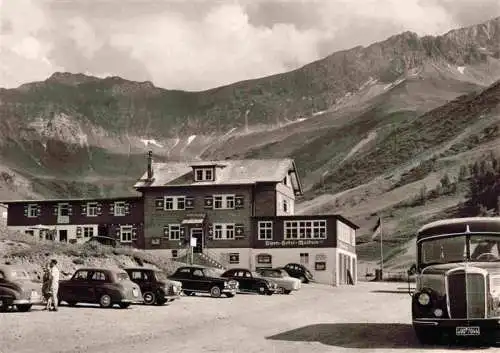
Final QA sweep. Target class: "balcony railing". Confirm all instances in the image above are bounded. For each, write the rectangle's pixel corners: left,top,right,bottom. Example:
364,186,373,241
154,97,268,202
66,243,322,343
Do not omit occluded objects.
57,215,70,224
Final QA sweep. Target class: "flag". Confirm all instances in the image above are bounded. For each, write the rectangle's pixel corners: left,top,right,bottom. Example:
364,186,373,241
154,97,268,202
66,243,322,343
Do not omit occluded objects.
371,217,382,240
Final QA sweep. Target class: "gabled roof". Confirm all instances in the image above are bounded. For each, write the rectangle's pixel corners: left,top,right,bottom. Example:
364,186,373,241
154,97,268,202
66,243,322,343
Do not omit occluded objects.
134,158,303,195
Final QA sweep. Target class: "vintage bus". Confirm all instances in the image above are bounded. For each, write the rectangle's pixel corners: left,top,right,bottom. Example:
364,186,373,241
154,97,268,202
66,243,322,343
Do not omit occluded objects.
412,217,500,345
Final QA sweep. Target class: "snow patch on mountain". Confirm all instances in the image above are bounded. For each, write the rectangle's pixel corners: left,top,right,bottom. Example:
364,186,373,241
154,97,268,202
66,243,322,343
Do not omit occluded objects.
140,139,164,148
187,135,197,145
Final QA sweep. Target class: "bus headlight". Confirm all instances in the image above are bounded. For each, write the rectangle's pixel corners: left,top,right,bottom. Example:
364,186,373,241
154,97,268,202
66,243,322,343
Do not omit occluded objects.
417,292,431,306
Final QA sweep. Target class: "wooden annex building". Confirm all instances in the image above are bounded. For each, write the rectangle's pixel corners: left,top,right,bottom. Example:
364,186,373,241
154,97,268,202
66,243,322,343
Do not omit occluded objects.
2,152,359,286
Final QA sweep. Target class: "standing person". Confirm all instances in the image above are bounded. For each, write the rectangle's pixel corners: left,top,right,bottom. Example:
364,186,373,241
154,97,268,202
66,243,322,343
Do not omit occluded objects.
48,259,60,311
41,265,53,310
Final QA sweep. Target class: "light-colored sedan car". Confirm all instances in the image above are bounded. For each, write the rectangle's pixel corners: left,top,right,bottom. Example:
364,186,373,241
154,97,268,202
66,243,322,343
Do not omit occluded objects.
256,268,301,294
0,265,43,312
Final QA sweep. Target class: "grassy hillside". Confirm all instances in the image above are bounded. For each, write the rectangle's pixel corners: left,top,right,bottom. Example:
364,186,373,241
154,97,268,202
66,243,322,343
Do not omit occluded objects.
292,78,500,268
0,226,182,281
318,80,500,195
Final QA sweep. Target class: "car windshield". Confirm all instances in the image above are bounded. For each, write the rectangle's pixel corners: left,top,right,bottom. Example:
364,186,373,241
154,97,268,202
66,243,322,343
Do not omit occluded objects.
155,271,168,281
11,270,30,279
419,234,500,267
116,272,130,281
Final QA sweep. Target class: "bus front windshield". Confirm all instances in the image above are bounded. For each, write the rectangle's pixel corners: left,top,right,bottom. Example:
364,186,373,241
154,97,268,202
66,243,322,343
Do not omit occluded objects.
419,234,500,267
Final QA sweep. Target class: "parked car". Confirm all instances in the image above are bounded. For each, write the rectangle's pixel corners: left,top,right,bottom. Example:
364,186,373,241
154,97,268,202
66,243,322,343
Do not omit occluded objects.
220,268,277,295
124,267,182,305
256,267,301,294
283,263,314,283
168,265,238,298
86,236,118,247
0,265,43,312
58,268,142,308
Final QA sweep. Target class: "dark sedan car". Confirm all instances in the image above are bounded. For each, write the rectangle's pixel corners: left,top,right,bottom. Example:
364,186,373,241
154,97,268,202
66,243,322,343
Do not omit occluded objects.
168,266,238,298
283,263,314,283
124,267,182,305
220,268,277,295
58,268,142,308
0,265,43,312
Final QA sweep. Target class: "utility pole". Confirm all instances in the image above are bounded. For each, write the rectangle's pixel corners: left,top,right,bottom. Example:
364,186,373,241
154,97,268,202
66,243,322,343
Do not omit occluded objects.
380,217,384,279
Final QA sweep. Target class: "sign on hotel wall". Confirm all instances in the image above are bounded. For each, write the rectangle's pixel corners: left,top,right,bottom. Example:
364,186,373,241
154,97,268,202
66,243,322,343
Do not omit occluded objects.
315,253,326,271
264,240,324,247
256,254,272,264
315,262,326,271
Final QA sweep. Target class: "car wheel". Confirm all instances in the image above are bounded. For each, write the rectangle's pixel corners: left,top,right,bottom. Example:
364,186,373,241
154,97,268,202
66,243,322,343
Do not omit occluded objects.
119,303,131,309
0,299,10,312
414,326,440,345
66,301,77,307
265,290,273,296
156,298,167,306
210,286,222,298
99,294,113,308
283,290,292,295
225,293,235,298
16,304,32,312
143,291,156,305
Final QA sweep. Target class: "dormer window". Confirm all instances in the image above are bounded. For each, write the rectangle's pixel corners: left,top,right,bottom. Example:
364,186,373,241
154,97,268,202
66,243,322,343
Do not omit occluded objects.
194,167,214,182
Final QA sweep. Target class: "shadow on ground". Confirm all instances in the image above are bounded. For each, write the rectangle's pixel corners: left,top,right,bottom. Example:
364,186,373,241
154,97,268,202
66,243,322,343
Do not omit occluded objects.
266,323,491,350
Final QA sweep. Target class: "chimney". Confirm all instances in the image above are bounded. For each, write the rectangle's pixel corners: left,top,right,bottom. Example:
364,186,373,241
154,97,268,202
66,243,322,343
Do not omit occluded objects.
147,150,153,180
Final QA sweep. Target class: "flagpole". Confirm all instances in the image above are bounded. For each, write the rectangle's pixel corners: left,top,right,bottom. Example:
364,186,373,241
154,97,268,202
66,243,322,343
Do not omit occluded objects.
380,216,384,279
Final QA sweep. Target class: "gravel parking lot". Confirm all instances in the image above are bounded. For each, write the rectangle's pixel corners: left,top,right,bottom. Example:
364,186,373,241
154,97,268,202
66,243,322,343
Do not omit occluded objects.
1,282,497,353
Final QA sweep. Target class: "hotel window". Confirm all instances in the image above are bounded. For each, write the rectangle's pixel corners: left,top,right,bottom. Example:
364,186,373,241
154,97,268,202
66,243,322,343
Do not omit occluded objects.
213,194,235,209
83,227,94,238
300,253,309,265
27,204,40,218
229,253,240,264
213,223,235,239
168,224,181,240
284,220,327,240
59,203,70,216
114,201,126,216
164,196,185,210
283,199,288,213
120,225,133,243
258,221,273,240
194,168,214,182
171,249,178,258
86,202,98,217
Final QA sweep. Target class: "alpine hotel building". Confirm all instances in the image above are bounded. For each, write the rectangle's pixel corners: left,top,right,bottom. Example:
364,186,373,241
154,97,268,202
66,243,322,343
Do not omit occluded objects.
2,152,358,286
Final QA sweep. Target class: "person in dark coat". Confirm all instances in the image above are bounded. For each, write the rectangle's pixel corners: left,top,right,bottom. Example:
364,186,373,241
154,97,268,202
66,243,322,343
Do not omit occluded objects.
41,265,53,310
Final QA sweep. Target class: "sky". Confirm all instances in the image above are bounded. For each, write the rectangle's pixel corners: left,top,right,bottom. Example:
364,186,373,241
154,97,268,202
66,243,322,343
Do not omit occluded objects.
1,0,499,91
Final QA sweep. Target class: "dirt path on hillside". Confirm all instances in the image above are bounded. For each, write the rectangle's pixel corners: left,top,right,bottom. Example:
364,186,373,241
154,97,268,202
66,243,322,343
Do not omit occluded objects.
340,130,378,164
